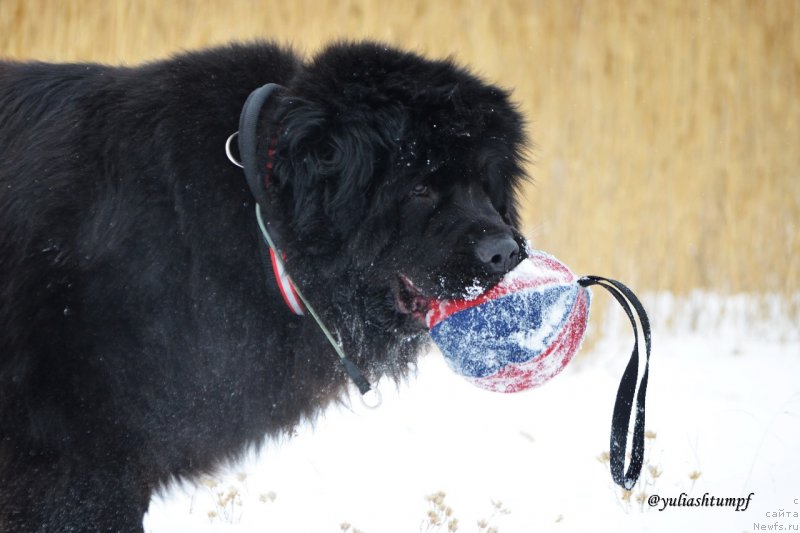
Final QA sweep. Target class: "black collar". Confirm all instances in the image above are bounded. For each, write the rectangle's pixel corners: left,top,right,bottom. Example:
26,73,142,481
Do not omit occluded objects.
228,84,379,406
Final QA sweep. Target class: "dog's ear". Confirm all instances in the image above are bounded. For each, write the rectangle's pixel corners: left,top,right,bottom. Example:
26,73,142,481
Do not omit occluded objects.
271,97,387,249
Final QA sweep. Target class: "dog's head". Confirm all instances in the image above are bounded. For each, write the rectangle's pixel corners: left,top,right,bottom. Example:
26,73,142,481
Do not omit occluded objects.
261,42,528,333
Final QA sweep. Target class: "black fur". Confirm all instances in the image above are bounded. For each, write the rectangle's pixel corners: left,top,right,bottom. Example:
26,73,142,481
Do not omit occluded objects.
0,41,527,531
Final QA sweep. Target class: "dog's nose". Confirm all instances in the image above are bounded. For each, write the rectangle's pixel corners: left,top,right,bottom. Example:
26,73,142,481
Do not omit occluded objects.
475,235,521,275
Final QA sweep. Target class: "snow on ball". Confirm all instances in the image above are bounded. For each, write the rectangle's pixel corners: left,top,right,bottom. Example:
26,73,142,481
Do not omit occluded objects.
426,250,590,393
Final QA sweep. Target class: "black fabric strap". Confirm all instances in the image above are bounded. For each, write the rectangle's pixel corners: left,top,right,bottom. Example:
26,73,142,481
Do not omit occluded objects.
237,84,290,303
237,83,283,210
578,275,651,490
342,358,373,395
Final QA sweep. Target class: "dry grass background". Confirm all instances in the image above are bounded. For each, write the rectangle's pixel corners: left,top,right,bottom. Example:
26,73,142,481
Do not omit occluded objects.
1,0,798,298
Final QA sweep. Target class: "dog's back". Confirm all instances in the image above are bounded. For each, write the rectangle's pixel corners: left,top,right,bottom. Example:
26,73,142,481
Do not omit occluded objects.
0,44,303,531
1,61,108,386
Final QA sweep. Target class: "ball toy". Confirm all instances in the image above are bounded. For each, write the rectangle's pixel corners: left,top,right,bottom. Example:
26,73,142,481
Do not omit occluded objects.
427,250,590,393
425,248,653,490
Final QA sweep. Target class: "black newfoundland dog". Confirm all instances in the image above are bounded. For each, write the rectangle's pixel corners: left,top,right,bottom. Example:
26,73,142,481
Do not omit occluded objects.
0,41,528,531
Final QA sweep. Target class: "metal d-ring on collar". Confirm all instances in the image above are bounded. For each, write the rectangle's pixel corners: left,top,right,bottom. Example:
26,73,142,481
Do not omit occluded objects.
225,84,381,410
225,132,243,168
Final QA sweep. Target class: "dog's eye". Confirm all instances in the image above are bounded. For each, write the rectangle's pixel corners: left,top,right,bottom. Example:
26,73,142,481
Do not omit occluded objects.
410,184,429,197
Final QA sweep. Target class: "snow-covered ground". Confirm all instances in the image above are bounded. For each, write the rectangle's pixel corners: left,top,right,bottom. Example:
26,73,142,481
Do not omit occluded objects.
145,293,800,532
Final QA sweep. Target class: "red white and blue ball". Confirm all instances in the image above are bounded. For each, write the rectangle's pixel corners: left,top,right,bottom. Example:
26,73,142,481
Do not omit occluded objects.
427,250,590,393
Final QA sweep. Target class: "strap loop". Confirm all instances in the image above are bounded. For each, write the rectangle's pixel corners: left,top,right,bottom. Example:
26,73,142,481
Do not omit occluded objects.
578,275,651,490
